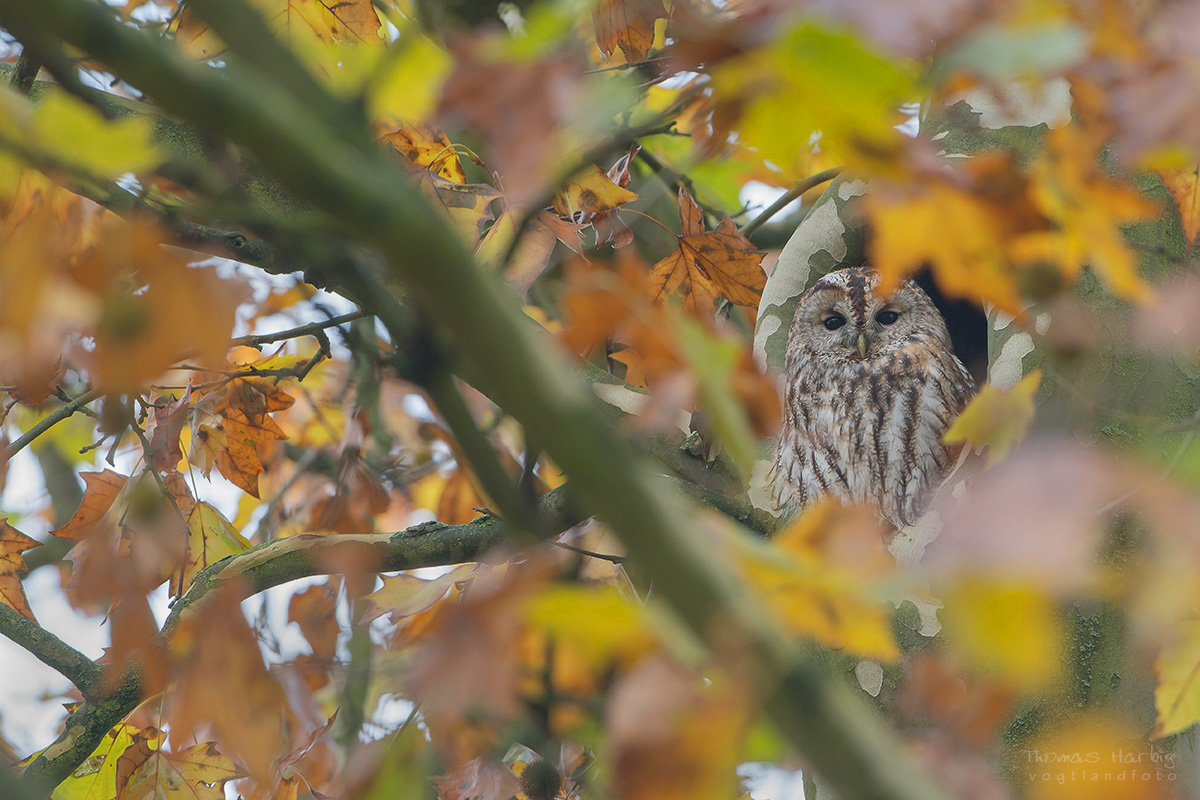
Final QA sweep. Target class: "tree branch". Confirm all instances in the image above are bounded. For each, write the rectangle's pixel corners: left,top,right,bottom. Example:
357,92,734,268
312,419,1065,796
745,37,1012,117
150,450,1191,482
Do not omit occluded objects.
0,604,104,700
1,388,104,463
740,167,844,238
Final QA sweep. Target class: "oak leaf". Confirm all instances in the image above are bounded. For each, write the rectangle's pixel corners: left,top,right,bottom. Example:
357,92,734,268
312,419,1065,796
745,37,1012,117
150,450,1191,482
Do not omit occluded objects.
646,189,765,311
593,0,668,64
0,521,40,620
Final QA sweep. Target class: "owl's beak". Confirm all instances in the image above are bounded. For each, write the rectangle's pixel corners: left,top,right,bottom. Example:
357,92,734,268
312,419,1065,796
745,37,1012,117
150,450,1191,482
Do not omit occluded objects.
856,332,868,359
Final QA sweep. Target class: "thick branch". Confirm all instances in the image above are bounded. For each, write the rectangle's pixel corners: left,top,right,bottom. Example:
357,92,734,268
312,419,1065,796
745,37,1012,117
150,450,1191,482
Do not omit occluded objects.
0,604,104,699
0,5,951,799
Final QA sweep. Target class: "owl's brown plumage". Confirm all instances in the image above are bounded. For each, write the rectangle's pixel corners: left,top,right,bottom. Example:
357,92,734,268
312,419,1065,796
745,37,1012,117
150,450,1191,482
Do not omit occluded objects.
770,267,974,528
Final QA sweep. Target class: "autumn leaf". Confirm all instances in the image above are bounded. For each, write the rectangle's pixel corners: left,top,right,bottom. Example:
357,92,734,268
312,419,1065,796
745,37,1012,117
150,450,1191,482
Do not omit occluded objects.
168,583,289,784
593,0,668,64
939,578,1064,690
116,741,244,800
413,171,502,249
647,189,765,311
1156,164,1200,257
1154,619,1200,737
0,521,40,620
174,0,382,60
52,470,128,541
552,164,640,220
146,390,192,473
360,563,478,624
944,369,1041,465
21,723,160,800
523,583,658,667
607,656,749,800
173,502,252,596
190,384,291,497
288,582,341,659
32,92,163,179
380,123,467,183
475,210,568,295
729,505,900,661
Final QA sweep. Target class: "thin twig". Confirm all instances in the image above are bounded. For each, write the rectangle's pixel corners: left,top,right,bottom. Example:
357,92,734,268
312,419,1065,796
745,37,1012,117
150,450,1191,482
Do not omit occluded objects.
1,387,104,462
550,540,625,564
740,167,844,238
232,310,367,348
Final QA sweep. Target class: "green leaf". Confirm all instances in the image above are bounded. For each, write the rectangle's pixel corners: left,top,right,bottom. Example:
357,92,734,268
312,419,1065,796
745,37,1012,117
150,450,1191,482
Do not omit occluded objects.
33,92,163,179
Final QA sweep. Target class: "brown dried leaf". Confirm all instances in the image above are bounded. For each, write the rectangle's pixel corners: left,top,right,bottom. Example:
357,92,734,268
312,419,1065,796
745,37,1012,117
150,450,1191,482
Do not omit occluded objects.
288,582,340,660
52,470,128,542
593,0,669,64
0,521,40,621
434,757,520,800
647,189,765,311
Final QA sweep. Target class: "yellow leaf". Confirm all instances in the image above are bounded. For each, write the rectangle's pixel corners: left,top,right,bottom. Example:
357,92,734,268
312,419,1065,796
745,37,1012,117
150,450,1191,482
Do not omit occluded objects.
524,584,658,667
174,502,252,597
117,742,243,800
370,32,453,123
33,93,162,179
944,369,1041,465
25,723,160,800
711,24,912,175
1154,619,1200,737
940,578,1063,690
593,0,669,64
551,164,639,219
731,506,899,661
413,172,501,249
174,0,382,60
379,122,466,183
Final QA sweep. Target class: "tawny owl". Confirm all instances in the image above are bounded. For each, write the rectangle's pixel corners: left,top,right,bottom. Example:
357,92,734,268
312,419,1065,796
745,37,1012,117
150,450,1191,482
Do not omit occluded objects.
770,267,974,529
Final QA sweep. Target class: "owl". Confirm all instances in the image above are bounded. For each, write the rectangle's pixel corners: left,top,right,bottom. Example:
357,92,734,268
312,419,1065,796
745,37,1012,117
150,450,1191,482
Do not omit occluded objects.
770,267,974,529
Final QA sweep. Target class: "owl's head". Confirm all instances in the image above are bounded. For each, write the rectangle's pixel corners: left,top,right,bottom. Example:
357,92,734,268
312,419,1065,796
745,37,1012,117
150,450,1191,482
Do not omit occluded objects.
788,267,950,361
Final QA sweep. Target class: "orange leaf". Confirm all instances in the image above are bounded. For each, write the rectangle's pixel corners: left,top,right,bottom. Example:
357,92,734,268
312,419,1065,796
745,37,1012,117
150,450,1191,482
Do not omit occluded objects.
52,470,128,541
380,123,466,183
647,189,765,311
213,409,288,498
1157,164,1200,257
593,0,668,64
168,584,289,785
288,583,340,659
0,521,40,620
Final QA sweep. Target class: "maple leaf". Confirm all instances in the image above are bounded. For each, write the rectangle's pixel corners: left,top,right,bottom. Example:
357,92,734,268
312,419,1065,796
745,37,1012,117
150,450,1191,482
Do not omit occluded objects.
146,389,192,473
944,369,1041,465
174,0,382,60
552,165,640,220
593,0,668,64
607,656,749,800
359,563,478,624
939,578,1064,690
52,469,128,541
172,502,252,597
1157,164,1200,258
117,741,244,800
380,123,467,183
646,189,765,311
0,520,40,621
189,382,293,497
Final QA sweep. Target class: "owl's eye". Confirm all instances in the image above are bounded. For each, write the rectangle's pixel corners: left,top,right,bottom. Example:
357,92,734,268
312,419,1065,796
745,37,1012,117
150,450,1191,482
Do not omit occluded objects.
876,310,900,325
823,315,846,331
